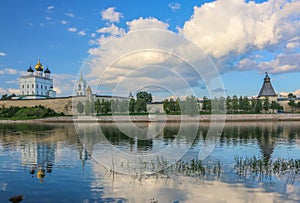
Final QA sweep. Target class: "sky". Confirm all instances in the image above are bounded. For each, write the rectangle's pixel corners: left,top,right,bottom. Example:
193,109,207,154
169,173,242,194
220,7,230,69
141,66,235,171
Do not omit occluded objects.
0,0,299,100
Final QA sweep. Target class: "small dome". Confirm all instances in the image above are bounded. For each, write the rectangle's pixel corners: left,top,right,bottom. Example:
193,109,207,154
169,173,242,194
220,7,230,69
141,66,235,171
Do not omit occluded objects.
44,67,51,74
34,58,44,71
37,66,43,72
27,65,34,72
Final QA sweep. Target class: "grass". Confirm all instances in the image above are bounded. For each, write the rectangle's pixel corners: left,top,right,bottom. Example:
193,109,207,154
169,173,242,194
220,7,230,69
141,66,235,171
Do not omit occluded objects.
234,156,300,183
118,157,221,180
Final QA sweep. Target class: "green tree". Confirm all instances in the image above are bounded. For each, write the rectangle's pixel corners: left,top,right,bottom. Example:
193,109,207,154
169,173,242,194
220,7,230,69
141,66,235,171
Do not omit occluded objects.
136,91,152,102
242,96,250,112
238,96,244,111
288,93,297,112
95,99,101,115
76,101,84,114
255,99,263,113
226,96,232,113
135,98,146,113
263,97,270,113
84,100,94,115
129,98,136,113
232,95,239,112
202,96,211,112
181,95,199,116
288,100,296,112
270,100,281,113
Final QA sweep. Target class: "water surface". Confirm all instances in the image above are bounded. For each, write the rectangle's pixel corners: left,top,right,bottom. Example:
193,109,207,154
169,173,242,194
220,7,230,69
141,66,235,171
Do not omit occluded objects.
0,122,300,202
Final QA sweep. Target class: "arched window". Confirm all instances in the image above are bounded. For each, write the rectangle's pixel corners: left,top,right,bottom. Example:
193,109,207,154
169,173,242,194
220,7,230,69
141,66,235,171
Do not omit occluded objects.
32,84,34,88
78,84,81,90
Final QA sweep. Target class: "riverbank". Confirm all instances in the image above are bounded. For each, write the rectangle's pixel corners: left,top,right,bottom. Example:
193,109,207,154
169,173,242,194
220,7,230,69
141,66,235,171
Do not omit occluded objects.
1,113,300,123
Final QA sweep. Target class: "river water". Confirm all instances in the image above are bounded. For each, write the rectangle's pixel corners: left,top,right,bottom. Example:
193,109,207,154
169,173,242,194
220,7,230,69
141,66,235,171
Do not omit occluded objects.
0,122,300,203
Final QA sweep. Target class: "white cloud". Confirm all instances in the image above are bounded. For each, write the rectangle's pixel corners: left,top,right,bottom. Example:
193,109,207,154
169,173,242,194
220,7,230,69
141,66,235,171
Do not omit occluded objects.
0,87,6,95
8,88,19,95
46,16,51,21
78,30,87,36
65,12,74,18
86,17,224,98
6,80,18,84
0,52,6,57
47,5,54,11
280,89,300,97
91,33,96,38
126,17,169,31
51,73,76,96
101,7,123,23
258,53,300,74
68,27,77,32
96,24,125,36
61,20,67,25
0,68,18,75
169,2,181,12
181,0,300,58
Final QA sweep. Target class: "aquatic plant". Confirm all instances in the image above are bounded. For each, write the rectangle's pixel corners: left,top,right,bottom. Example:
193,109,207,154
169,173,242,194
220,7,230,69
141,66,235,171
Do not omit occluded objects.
118,157,221,180
234,156,300,183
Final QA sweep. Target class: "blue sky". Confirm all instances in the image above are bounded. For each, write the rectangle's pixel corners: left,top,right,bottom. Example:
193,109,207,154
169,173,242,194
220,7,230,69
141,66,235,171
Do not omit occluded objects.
0,0,299,99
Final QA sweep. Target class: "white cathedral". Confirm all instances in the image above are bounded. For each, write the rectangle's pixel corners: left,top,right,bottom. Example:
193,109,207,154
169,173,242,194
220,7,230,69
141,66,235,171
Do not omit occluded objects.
19,58,56,99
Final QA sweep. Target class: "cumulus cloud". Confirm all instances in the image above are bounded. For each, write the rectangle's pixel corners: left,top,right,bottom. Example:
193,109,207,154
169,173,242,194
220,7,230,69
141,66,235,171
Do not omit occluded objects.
68,27,77,32
101,7,123,23
280,89,300,97
258,53,300,74
126,17,169,31
51,73,76,96
0,52,6,56
96,24,125,36
86,17,224,98
169,2,181,12
0,87,6,95
181,0,300,58
8,88,19,95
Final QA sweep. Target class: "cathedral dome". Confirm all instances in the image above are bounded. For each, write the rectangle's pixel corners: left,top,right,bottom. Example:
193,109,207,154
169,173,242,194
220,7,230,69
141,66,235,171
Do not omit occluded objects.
27,65,34,72
37,66,43,72
34,58,44,70
44,67,51,74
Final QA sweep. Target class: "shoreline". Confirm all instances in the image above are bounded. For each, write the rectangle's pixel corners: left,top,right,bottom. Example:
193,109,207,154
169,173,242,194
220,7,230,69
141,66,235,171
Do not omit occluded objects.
1,114,300,123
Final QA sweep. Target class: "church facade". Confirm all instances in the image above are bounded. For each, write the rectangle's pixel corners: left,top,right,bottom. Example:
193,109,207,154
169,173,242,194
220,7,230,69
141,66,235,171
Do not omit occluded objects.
19,59,56,99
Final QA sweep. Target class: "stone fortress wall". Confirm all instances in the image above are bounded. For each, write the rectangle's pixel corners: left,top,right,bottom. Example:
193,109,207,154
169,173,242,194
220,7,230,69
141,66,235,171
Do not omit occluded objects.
0,97,73,115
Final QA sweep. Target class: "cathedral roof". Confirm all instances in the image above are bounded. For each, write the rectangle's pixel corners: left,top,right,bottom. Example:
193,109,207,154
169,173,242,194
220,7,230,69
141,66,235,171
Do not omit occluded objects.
44,67,51,74
258,72,277,97
27,65,34,72
34,58,44,71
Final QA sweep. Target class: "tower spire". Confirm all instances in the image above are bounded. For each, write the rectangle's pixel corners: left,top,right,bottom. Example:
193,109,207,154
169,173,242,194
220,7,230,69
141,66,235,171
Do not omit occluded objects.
80,70,83,80
258,72,276,97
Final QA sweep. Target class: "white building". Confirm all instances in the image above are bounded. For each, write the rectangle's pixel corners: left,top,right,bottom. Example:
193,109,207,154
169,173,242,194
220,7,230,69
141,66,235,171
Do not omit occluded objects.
75,72,87,96
19,58,56,99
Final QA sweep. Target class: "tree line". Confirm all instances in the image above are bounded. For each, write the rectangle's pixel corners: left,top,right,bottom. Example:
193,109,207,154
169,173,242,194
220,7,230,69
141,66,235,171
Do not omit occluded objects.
162,95,284,114
76,91,152,115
